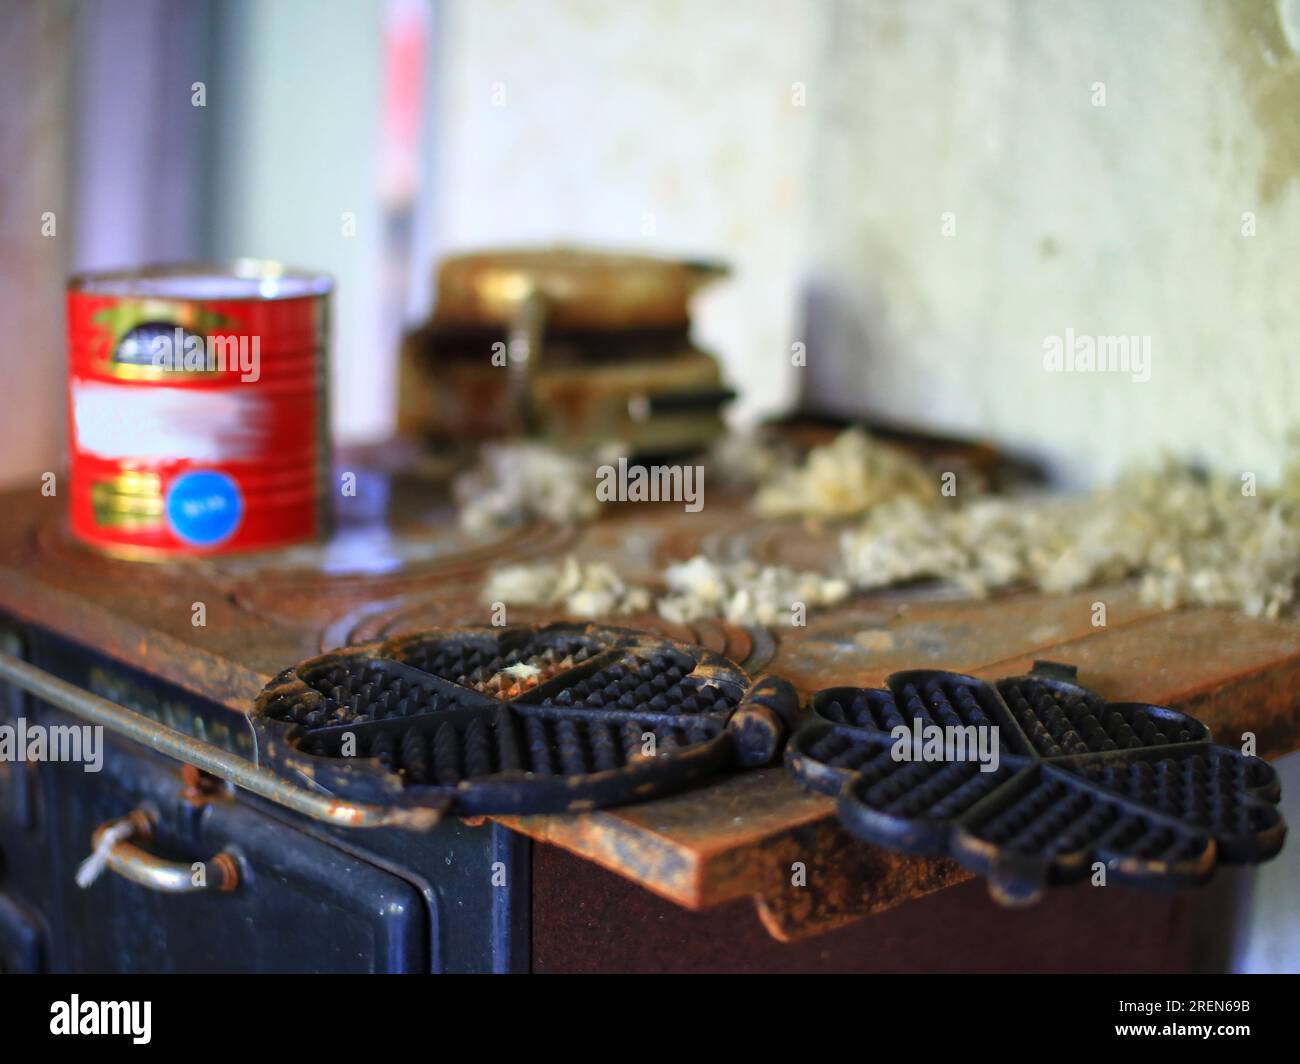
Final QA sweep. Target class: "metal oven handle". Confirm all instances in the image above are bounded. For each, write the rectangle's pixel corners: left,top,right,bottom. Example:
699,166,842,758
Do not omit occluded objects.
78,808,241,894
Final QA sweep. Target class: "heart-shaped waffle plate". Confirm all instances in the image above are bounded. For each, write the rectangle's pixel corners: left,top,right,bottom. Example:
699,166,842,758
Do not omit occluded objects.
785,661,1286,904
253,622,797,818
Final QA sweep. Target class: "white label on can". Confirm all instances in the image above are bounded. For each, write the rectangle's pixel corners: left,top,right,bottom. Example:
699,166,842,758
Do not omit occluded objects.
71,380,271,462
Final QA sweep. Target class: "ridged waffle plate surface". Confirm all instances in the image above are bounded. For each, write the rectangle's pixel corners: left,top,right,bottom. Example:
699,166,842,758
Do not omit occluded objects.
786,662,1286,904
253,622,797,815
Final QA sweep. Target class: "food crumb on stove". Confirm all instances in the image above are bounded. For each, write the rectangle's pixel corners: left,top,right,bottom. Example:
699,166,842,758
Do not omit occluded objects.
455,441,609,532
753,428,938,519
500,662,542,680
658,556,850,626
482,555,653,617
482,553,849,626
841,456,1300,618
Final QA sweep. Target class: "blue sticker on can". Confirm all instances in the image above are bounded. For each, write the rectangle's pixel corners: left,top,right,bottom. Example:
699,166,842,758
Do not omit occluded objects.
165,470,243,546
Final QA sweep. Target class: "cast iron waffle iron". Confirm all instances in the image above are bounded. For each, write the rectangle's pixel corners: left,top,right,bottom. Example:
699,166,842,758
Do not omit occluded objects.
253,622,797,818
786,662,1287,905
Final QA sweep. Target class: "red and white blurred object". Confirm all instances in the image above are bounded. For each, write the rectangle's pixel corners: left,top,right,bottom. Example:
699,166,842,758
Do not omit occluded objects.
65,261,332,559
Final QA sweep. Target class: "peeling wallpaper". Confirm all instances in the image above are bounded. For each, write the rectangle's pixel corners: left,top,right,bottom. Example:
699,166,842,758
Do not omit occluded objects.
801,0,1300,487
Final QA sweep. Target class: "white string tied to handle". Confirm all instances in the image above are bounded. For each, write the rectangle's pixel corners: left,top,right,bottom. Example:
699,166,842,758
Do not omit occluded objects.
75,817,136,889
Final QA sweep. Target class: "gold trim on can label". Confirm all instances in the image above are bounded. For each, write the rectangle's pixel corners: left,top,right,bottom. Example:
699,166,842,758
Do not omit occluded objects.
90,475,165,529
90,302,233,380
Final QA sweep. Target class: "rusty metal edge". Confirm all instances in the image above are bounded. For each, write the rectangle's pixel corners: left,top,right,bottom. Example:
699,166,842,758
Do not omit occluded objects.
496,809,709,907
0,650,443,831
0,564,271,712
494,780,844,911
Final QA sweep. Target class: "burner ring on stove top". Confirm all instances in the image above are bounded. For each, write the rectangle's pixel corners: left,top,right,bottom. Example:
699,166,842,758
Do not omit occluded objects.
252,622,799,815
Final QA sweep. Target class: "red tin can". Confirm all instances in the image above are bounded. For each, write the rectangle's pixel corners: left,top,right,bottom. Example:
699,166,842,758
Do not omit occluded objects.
66,261,332,558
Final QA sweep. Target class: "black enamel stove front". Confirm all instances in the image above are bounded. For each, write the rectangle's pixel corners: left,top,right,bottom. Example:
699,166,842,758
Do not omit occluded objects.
0,619,528,973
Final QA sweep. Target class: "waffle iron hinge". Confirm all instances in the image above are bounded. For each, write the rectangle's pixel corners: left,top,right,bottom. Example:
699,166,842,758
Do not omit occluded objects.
725,674,800,768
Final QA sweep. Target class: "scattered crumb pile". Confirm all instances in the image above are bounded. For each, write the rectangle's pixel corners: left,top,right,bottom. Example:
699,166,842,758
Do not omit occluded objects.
467,431,1300,623
657,556,849,626
482,554,848,626
455,442,600,533
482,556,652,617
753,429,938,519
456,428,934,532
841,459,1300,618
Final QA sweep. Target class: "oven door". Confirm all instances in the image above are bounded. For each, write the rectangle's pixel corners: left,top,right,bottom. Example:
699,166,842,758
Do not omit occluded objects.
38,703,429,974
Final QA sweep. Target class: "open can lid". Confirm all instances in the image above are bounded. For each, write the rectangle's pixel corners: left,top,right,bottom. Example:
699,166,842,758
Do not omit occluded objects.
69,259,333,301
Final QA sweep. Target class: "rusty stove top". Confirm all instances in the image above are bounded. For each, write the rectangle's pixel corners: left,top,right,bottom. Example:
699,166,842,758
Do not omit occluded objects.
2,461,1299,940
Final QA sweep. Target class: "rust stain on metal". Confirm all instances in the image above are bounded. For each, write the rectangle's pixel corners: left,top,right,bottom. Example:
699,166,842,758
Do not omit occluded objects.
180,764,230,806
751,822,970,941
4,482,1300,938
